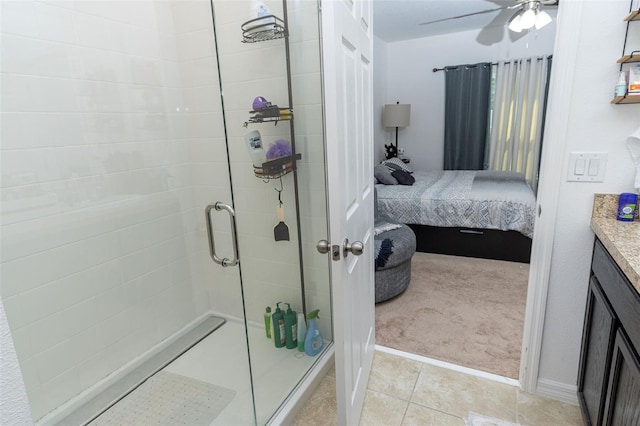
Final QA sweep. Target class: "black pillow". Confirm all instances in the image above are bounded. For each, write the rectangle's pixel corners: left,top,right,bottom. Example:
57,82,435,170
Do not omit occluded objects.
391,170,415,185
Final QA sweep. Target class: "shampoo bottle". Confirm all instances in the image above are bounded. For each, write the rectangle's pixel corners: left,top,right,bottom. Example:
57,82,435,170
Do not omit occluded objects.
272,302,285,348
244,130,267,168
264,306,272,339
304,309,324,356
296,312,306,352
284,303,297,349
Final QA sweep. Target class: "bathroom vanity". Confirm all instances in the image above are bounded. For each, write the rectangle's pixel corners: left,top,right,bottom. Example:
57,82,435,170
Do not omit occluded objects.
577,194,640,425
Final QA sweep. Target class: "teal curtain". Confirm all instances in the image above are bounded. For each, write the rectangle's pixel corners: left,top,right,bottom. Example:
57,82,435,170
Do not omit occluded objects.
444,63,492,170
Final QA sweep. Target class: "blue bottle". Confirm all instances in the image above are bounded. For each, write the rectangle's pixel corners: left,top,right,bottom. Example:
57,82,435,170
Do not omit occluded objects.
304,309,324,356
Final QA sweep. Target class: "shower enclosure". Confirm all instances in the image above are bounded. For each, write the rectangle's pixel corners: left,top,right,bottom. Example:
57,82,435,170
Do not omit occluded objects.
0,0,331,424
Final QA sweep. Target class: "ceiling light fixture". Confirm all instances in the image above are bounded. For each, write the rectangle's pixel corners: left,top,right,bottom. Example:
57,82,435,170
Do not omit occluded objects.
508,1,552,33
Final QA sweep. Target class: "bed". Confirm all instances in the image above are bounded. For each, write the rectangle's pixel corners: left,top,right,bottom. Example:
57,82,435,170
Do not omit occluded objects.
375,170,536,263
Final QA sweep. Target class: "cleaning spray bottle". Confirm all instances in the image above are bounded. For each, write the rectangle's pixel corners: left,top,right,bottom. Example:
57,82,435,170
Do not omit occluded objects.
272,302,285,348
296,312,306,352
304,309,324,356
284,303,297,349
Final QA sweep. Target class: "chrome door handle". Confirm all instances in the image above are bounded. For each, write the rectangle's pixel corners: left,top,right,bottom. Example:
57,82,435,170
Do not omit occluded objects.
205,202,239,267
343,239,364,258
316,240,331,254
317,239,341,261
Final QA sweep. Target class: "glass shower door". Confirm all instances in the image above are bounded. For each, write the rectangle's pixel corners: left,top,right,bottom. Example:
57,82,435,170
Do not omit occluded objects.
211,0,332,423
0,0,259,424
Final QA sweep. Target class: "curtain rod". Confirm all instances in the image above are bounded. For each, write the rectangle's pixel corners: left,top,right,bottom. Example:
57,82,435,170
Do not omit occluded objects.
432,55,553,73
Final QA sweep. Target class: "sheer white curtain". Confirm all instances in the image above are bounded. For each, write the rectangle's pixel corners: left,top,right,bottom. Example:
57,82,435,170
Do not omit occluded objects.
486,56,550,192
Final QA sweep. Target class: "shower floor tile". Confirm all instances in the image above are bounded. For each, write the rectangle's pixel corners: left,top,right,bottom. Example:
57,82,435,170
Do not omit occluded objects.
163,318,316,425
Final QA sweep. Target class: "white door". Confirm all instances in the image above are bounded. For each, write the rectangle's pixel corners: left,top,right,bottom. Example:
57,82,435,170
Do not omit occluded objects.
321,0,375,424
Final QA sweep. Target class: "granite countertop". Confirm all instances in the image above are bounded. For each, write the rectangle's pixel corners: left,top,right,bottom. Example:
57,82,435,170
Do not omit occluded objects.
591,194,640,292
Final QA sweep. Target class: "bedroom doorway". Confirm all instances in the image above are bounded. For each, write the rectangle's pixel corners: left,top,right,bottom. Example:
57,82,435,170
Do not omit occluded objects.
371,0,559,382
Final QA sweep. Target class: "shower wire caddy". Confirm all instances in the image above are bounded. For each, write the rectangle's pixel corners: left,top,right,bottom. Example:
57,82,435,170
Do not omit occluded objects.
253,153,302,180
241,15,287,43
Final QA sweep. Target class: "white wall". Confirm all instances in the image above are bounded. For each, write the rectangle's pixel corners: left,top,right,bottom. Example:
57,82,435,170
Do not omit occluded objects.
379,24,556,171
373,36,388,164
537,0,640,389
0,0,235,419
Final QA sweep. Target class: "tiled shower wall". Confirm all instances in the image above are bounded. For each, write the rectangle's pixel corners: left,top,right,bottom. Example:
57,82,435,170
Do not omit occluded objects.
0,0,240,419
214,0,332,338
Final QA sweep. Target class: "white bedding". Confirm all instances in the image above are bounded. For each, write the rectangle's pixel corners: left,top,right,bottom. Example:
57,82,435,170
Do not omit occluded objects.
375,170,536,238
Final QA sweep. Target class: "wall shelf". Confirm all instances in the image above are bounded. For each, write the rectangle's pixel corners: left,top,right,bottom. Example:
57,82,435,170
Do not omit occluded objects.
241,15,287,43
610,94,640,104
624,10,640,21
617,51,640,63
614,9,639,105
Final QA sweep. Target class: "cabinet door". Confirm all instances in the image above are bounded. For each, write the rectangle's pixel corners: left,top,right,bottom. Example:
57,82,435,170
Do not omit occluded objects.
603,329,640,425
578,276,617,425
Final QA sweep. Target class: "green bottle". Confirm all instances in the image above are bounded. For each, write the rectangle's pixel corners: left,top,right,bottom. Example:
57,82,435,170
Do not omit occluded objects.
284,303,297,349
264,306,272,339
272,302,285,348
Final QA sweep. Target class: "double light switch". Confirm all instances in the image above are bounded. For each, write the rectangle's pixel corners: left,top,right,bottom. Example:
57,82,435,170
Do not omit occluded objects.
567,152,608,182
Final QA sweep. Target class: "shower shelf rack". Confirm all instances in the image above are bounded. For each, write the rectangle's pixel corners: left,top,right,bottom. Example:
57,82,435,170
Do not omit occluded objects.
245,105,293,126
254,153,302,180
241,15,287,43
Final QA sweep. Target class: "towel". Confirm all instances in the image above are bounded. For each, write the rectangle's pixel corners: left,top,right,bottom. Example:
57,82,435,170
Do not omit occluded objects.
374,222,402,236
628,125,640,191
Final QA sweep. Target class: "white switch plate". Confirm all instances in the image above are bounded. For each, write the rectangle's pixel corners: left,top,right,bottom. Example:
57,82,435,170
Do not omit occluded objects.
567,152,608,182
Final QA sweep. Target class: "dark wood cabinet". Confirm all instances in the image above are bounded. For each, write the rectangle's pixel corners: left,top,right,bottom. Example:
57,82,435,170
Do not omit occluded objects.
578,239,640,426
603,330,640,425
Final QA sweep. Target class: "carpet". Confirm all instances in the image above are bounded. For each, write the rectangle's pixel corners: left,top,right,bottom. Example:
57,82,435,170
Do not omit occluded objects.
90,371,236,425
375,252,529,379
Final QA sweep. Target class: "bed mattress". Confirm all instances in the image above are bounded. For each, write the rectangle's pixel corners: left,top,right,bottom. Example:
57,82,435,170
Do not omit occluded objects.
375,170,536,238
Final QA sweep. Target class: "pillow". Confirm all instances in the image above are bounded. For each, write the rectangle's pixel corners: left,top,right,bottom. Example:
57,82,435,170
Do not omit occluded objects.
384,162,407,173
382,157,413,174
391,170,415,185
374,164,398,185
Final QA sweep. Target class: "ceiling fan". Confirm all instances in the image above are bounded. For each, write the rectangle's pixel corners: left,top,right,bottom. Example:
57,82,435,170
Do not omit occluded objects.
419,0,559,33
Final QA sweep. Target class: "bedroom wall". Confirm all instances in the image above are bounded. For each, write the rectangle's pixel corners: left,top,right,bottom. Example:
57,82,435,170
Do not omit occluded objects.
373,36,388,165
536,0,640,394
379,23,556,171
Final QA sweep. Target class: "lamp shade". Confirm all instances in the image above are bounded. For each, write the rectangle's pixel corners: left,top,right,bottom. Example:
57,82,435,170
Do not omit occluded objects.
382,103,411,128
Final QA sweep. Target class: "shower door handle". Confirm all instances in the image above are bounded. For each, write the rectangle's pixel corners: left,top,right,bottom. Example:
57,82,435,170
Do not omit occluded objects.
205,202,239,267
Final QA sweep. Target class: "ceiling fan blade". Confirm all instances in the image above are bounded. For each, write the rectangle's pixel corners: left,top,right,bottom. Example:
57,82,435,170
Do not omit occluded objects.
419,4,520,27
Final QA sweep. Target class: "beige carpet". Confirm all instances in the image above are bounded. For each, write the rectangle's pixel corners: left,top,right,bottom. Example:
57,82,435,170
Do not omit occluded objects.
375,252,529,379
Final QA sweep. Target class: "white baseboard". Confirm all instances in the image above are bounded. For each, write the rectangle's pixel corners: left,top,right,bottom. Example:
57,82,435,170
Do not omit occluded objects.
535,378,579,406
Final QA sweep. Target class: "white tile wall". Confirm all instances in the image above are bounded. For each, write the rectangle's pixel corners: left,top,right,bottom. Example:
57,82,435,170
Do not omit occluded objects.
1,0,331,421
0,0,240,420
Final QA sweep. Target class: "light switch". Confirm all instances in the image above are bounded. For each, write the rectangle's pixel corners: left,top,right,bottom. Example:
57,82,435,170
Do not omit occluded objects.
567,152,608,182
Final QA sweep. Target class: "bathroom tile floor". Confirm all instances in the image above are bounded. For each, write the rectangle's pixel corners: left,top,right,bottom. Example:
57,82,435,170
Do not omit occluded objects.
294,349,583,426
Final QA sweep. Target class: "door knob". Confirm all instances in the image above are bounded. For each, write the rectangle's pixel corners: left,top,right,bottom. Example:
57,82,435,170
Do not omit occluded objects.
316,240,331,254
343,239,364,258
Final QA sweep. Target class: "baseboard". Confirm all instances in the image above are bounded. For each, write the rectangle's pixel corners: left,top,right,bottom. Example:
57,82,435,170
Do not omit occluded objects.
535,378,579,406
